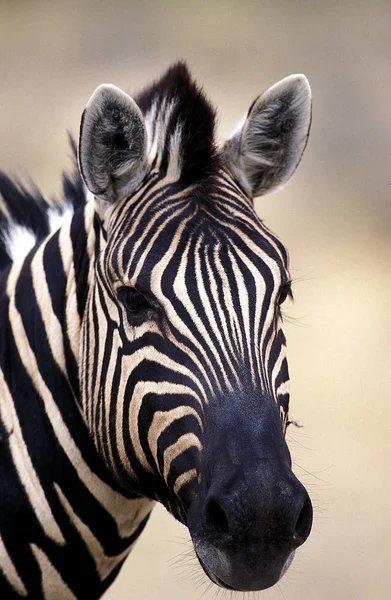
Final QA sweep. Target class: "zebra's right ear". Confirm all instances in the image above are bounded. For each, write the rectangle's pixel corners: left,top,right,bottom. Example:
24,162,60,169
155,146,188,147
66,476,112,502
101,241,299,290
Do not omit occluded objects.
79,84,148,207
223,74,311,198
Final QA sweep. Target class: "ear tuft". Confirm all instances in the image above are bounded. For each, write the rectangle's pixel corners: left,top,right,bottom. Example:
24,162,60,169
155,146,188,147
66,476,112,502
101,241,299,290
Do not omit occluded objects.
79,84,148,204
224,74,312,197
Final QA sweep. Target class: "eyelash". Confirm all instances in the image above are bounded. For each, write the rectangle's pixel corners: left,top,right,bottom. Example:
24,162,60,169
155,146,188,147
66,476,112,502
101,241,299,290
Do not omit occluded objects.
278,282,293,306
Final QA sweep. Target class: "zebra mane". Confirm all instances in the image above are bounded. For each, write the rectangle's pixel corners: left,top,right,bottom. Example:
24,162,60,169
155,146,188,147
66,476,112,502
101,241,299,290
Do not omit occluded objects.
0,64,217,271
0,139,87,270
136,62,218,184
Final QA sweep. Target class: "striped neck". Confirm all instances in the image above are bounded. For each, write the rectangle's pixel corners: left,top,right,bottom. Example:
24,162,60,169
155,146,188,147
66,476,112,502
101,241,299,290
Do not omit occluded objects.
5,201,97,404
0,200,154,593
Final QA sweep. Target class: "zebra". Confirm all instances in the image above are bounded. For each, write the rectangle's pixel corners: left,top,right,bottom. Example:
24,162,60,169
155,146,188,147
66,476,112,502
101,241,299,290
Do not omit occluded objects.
0,63,313,599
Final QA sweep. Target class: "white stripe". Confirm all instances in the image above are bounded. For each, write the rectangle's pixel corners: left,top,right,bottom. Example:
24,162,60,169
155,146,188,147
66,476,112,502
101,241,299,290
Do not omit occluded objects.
0,535,28,596
30,545,77,600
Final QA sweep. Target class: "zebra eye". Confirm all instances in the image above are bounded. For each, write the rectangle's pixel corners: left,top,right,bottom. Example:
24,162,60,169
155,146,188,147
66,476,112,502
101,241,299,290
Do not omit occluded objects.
278,282,293,306
118,288,149,313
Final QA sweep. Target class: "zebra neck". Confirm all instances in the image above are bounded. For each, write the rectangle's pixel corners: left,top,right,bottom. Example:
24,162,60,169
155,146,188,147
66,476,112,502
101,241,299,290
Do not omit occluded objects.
0,202,154,594
7,201,97,403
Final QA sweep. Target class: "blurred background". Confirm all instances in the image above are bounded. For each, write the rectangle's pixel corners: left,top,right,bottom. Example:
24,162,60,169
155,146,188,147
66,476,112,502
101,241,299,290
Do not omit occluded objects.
0,1,390,598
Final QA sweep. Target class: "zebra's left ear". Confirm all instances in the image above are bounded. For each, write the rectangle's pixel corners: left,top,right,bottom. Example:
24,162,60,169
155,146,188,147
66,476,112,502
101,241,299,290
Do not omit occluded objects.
79,84,148,207
223,74,312,197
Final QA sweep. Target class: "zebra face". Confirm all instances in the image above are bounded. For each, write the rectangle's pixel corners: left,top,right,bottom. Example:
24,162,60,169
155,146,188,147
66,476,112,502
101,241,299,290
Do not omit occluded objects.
79,64,313,591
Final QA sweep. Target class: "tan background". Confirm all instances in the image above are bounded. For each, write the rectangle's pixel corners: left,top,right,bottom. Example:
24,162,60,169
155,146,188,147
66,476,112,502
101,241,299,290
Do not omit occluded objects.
0,1,390,598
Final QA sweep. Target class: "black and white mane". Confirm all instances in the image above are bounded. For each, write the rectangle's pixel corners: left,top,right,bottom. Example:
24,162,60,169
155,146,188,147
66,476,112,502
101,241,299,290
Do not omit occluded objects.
0,140,86,271
0,63,218,272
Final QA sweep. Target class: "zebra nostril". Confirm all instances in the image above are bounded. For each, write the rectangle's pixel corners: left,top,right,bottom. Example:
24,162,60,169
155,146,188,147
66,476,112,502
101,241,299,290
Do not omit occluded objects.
205,498,230,534
293,496,313,547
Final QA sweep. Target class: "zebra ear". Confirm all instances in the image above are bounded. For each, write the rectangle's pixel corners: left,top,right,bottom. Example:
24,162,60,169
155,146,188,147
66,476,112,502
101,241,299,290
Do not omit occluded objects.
223,74,311,197
79,84,148,205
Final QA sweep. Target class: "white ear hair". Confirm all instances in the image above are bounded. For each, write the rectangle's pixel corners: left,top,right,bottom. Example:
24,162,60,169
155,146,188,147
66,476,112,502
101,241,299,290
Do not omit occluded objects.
79,84,148,205
224,74,312,197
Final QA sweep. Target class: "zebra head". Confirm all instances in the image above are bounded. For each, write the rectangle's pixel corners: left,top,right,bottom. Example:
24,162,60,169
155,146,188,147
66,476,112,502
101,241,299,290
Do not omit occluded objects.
78,64,312,592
